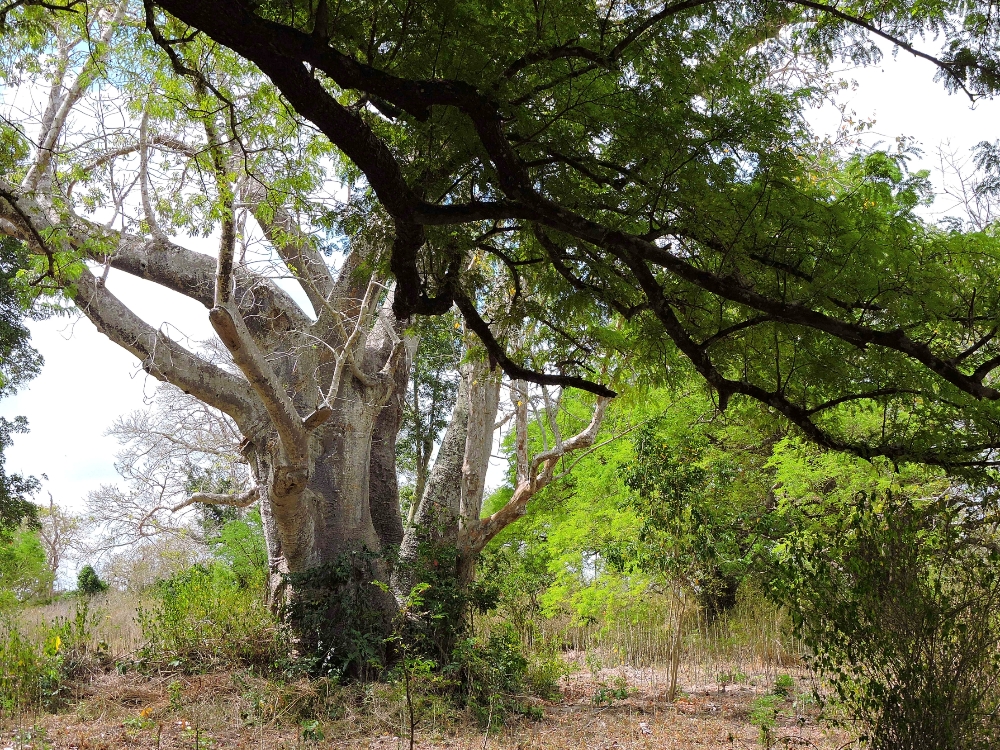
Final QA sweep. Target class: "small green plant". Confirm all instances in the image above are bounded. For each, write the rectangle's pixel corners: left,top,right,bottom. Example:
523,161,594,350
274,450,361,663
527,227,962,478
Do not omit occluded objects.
180,725,214,750
123,707,156,731
717,669,748,691
301,719,325,742
773,673,794,697
749,694,782,747
11,725,52,750
167,679,183,711
584,650,603,676
593,675,630,705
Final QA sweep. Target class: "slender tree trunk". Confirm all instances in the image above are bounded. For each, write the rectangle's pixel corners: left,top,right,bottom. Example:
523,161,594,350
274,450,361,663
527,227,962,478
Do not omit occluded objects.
393,363,500,598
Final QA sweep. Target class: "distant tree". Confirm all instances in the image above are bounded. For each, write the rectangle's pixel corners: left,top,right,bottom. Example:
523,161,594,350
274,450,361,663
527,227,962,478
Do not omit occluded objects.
0,416,40,531
0,524,52,607
36,494,84,597
0,236,43,532
76,564,108,596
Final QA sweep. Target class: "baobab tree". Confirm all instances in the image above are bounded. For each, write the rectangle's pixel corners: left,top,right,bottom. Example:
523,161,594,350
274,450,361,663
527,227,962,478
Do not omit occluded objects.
0,1,609,665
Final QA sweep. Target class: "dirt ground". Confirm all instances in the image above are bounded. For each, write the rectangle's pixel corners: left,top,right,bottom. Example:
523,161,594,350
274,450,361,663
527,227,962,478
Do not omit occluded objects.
0,661,853,750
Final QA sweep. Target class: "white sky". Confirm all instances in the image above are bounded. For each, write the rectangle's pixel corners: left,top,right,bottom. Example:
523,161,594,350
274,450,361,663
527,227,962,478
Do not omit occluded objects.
4,47,1000,513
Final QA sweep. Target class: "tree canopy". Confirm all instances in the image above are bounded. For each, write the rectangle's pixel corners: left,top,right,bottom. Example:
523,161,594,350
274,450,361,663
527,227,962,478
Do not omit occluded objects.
67,0,1000,468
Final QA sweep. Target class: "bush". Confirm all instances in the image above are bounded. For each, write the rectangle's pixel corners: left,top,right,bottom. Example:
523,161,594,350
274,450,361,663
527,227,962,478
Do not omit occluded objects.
136,563,287,673
76,565,108,596
772,488,1000,749
0,599,98,714
210,510,268,588
450,626,536,726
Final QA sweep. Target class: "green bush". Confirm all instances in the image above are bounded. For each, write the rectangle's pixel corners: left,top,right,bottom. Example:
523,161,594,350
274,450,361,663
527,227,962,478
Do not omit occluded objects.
0,619,59,714
773,673,794,697
76,565,108,596
136,563,286,673
450,626,536,726
210,510,268,588
749,693,782,746
772,488,1000,749
0,599,97,714
0,526,52,605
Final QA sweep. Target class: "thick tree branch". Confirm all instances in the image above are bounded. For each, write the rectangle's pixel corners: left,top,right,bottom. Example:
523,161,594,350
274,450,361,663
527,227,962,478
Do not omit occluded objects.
453,290,616,397
463,394,610,554
171,485,260,512
74,266,259,422
209,303,308,467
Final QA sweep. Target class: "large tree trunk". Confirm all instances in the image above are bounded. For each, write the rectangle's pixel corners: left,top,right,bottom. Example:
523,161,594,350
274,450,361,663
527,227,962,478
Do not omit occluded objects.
0,20,607,672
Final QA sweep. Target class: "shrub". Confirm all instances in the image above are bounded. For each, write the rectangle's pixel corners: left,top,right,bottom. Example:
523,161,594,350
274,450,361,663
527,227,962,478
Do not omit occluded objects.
210,510,268,588
450,626,535,726
772,488,1000,749
76,565,108,596
136,563,286,673
773,673,794,697
749,694,782,747
0,599,97,714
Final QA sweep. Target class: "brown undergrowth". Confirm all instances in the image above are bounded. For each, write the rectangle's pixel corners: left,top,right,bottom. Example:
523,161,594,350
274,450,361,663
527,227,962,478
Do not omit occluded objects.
0,659,852,750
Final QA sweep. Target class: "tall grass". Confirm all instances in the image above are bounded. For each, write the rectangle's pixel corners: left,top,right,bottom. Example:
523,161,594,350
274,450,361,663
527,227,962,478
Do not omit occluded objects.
479,583,805,692
14,589,143,660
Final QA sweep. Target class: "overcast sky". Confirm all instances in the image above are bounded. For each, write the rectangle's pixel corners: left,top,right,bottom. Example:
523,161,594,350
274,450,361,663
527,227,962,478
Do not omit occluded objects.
4,47,1000,513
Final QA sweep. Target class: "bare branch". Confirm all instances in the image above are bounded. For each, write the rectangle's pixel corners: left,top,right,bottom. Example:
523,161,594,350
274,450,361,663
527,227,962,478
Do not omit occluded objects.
171,486,260,512
23,0,128,190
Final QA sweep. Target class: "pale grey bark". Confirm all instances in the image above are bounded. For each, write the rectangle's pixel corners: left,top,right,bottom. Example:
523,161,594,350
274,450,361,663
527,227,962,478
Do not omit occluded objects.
0,21,614,643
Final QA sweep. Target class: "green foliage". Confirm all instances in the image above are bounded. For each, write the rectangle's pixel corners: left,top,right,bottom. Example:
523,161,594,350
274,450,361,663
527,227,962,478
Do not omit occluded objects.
0,524,52,606
748,693,783,747
482,388,776,629
397,312,463,509
209,510,268,587
0,598,98,714
0,416,40,533
450,626,536,727
770,473,1000,749
300,718,325,742
773,673,795,698
592,675,630,706
397,541,473,661
0,619,61,714
283,551,392,678
75,565,108,596
136,563,286,673
0,236,41,396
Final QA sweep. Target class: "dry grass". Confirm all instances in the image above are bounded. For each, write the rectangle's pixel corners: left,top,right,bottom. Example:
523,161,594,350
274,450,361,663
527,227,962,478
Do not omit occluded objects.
0,658,853,750
14,591,144,659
